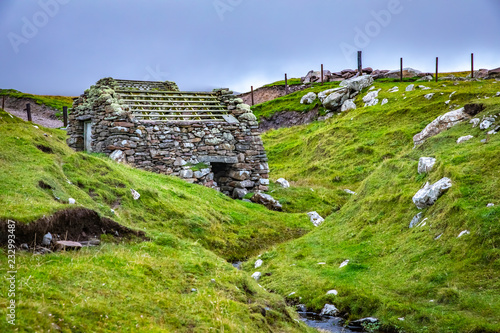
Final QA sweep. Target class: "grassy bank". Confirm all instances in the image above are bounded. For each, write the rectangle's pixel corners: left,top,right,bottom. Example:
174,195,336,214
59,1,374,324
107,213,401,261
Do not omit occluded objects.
246,79,500,332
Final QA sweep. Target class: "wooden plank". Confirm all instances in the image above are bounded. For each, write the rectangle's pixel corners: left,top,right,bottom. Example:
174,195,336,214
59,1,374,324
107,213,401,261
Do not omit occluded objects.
121,99,221,103
129,105,226,109
115,89,216,95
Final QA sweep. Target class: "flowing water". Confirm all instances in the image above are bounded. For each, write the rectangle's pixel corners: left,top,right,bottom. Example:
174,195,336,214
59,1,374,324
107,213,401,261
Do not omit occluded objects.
298,312,363,333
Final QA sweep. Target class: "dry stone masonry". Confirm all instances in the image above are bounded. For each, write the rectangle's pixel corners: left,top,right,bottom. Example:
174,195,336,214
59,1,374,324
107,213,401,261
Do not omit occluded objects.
67,78,269,198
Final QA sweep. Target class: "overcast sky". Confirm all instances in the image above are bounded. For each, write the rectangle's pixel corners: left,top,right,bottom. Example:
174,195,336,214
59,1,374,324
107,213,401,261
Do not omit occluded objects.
1,0,499,96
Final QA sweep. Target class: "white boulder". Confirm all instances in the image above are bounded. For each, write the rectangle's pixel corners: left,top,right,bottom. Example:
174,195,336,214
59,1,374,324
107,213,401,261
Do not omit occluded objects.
406,84,415,92
479,117,495,130
300,92,317,105
424,93,435,100
254,259,263,269
388,86,399,93
339,75,374,92
457,230,470,238
381,98,388,106
339,259,349,268
326,289,338,295
275,178,290,188
457,135,473,144
318,87,345,102
418,157,436,174
323,91,349,111
307,211,325,227
251,272,261,281
470,118,480,127
68,198,76,205
320,304,339,316
413,108,470,145
130,188,141,200
341,99,356,112
412,177,452,209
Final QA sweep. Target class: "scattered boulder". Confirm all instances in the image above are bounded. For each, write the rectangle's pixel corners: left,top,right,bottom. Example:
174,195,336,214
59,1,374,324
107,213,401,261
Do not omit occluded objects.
388,86,399,93
418,85,431,90
130,188,140,200
413,108,470,145
412,177,452,209
318,87,345,102
470,118,480,127
424,93,435,100
320,304,339,316
68,198,76,205
409,212,423,228
251,272,261,281
344,189,357,195
275,178,290,188
418,157,436,174
251,192,282,211
479,117,495,130
381,98,388,106
487,203,494,207
326,289,338,295
254,259,263,269
300,92,317,105
339,259,349,268
363,89,381,105
365,98,379,107
418,75,433,81
307,211,325,227
406,84,415,92
457,230,470,238
457,135,474,144
341,99,356,112
323,90,349,111
339,75,374,92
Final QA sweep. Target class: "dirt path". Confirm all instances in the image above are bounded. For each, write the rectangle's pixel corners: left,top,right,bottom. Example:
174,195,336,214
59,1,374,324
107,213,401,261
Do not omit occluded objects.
6,107,64,128
1,96,66,128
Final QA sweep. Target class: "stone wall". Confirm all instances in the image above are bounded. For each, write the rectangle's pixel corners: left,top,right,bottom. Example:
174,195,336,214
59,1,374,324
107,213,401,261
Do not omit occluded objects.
67,78,269,198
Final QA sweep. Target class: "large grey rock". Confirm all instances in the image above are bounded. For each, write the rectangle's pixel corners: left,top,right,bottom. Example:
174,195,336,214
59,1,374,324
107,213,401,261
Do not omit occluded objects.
418,157,436,174
339,75,373,92
179,169,194,178
341,99,356,112
300,92,317,105
233,188,248,199
406,84,415,92
318,87,346,102
275,178,290,188
307,211,325,227
362,89,380,103
413,108,470,145
320,304,339,316
385,67,422,79
323,91,349,111
251,192,282,211
364,98,379,107
412,177,452,209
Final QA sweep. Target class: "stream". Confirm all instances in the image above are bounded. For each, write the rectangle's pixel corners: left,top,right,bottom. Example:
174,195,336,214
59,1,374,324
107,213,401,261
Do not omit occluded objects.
298,312,362,332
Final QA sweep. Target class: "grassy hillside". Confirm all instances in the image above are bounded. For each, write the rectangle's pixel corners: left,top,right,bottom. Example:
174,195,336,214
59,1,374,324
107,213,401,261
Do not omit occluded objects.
0,89,74,119
245,79,500,332
0,109,316,332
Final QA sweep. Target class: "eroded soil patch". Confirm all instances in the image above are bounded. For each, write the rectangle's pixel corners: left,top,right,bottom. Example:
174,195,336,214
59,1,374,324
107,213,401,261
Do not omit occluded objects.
0,208,146,246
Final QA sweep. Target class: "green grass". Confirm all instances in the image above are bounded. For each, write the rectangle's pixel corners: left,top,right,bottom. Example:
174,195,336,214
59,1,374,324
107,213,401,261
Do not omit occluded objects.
252,81,342,120
247,79,500,332
0,89,74,115
0,107,316,332
262,78,303,88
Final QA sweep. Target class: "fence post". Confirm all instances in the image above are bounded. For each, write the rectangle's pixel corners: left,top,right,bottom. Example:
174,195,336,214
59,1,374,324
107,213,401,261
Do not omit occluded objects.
63,106,68,127
321,64,324,85
400,58,403,82
471,53,474,78
285,73,288,95
358,51,363,75
435,57,439,82
26,103,32,122
2,96,4,110
250,86,254,106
